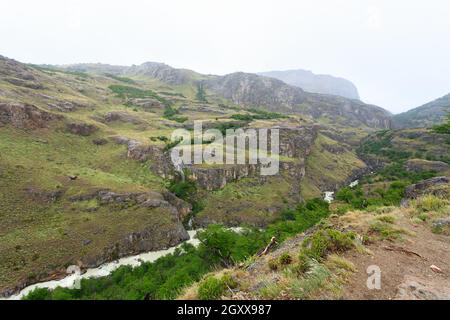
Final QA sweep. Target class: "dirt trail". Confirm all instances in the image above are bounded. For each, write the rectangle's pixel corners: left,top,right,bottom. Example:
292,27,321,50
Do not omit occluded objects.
341,222,450,300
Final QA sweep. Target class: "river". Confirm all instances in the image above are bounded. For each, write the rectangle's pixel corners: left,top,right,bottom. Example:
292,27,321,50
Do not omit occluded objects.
3,230,200,300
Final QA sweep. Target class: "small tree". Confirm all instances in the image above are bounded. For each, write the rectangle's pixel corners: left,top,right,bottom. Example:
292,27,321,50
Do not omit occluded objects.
196,82,208,102
432,113,450,134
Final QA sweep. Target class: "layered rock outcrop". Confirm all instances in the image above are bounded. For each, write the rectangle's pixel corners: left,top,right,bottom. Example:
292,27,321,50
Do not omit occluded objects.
0,102,62,129
69,189,192,222
116,125,318,193
403,176,450,200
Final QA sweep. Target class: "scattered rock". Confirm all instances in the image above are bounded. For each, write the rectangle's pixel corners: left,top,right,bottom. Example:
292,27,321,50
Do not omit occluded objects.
430,265,443,274
396,275,450,300
162,191,192,220
432,217,450,233
66,122,98,136
47,100,89,112
109,135,131,145
25,187,64,203
103,111,145,125
92,138,108,145
128,98,164,110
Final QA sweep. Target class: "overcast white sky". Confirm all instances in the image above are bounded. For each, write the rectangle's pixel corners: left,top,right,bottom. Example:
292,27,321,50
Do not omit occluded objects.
1,0,449,113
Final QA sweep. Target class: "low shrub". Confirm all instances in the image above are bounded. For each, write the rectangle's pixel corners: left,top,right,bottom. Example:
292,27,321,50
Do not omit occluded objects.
414,195,446,212
221,273,238,289
297,252,311,274
279,253,293,265
268,258,279,271
376,215,396,224
197,276,225,300
369,221,406,240
301,228,355,261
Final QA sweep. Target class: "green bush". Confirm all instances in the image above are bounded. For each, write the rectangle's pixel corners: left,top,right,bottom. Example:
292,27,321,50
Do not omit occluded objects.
196,83,208,102
23,287,52,300
301,228,355,261
221,273,238,289
279,253,293,265
168,179,197,200
108,85,170,106
376,215,396,224
197,225,268,267
414,195,446,212
197,276,225,300
296,252,311,274
336,187,354,203
432,114,450,134
268,258,279,270
105,74,136,84
369,221,405,240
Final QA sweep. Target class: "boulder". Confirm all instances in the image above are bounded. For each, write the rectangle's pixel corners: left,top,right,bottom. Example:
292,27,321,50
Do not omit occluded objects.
25,187,64,203
0,102,62,129
404,176,450,199
66,122,98,136
47,100,90,112
92,138,108,145
103,111,145,125
128,98,163,110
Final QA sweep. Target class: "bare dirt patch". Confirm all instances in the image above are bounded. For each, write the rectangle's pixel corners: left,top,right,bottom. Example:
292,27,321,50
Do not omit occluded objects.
340,221,450,300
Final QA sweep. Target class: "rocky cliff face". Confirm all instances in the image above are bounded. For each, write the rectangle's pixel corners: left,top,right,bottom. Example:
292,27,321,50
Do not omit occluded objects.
303,93,392,129
205,72,391,129
206,72,307,111
121,125,318,193
126,62,197,85
258,69,360,100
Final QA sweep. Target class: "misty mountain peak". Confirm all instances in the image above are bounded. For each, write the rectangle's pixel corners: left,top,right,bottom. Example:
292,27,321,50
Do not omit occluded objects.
258,69,360,100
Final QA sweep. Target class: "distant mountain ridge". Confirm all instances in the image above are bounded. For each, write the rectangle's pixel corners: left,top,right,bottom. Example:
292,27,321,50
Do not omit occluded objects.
258,69,360,100
205,72,391,129
48,60,391,129
392,93,450,129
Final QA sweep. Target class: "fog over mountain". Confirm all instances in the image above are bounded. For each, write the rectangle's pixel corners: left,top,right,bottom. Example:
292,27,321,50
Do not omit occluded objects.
1,0,450,113
259,69,360,100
